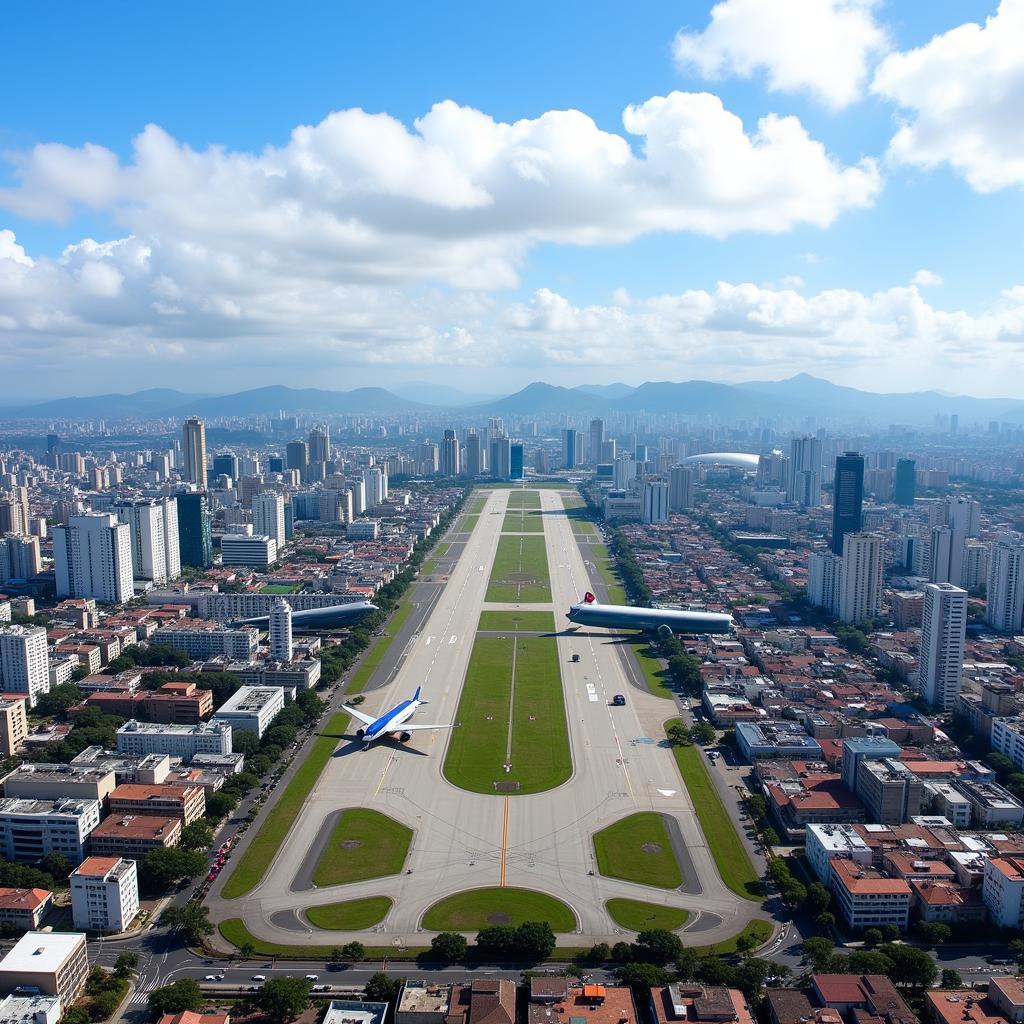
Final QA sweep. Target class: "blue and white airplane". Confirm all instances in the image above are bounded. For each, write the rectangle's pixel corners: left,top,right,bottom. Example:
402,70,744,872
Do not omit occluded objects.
342,687,455,748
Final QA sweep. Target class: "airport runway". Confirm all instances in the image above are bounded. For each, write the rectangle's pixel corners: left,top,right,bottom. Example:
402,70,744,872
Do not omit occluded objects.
209,488,764,947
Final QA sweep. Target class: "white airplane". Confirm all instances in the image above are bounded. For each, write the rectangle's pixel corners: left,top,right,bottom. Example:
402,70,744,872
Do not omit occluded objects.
342,687,455,748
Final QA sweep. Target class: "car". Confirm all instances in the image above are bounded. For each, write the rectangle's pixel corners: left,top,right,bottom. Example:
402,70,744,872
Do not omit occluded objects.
252,974,267,981
611,694,626,706
207,871,217,881
305,975,319,981
204,974,219,981
248,985,261,992
313,985,332,993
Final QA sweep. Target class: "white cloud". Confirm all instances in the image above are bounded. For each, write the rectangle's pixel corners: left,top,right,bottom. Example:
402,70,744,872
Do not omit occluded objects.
912,269,943,287
779,274,807,288
0,94,879,300
872,0,1024,191
674,0,888,109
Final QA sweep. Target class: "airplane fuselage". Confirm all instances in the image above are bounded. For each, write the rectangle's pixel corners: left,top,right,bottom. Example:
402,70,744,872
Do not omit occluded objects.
567,600,732,634
360,698,422,742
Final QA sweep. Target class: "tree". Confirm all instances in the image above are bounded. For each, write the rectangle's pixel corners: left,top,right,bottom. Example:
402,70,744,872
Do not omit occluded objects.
846,951,895,975
878,943,937,988
802,937,835,971
743,794,768,821
204,791,239,820
114,951,139,977
180,820,214,851
257,977,312,1024
691,722,716,745
881,924,901,942
161,902,214,945
863,928,883,947
633,929,683,966
139,847,206,894
667,722,692,746
616,962,672,993
61,1009,91,1024
675,947,700,980
41,852,71,880
148,980,203,1015
431,932,468,963
611,941,633,963
363,973,401,1005
515,921,557,962
806,882,832,916
341,941,365,961
475,925,515,959
941,969,964,990
917,921,952,945
35,683,85,717
761,827,780,848
583,942,611,965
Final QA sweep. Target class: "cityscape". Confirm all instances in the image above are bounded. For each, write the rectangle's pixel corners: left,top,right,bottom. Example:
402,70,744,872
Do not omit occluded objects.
3,6,1024,1024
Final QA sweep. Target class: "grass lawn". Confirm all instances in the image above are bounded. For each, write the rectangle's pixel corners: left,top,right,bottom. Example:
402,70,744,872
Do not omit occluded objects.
485,535,551,602
260,583,296,593
506,490,542,509
467,494,488,514
502,509,544,533
694,919,773,954
666,722,761,901
347,598,415,692
460,514,480,532
570,519,597,537
605,899,689,932
630,641,675,699
312,808,413,886
477,611,557,632
444,635,570,794
588,542,628,604
220,712,352,899
218,918,429,960
593,812,683,889
422,887,576,931
304,896,393,930
423,542,451,573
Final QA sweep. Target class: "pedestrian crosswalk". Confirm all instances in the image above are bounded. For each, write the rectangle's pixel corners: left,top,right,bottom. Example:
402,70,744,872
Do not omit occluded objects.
130,975,161,1006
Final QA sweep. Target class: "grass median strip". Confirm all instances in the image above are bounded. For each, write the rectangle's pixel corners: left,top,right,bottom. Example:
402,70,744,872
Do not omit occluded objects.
605,899,689,932
506,489,541,509
444,635,570,794
312,808,413,886
588,542,628,604
304,896,393,930
477,610,556,632
485,535,551,602
593,812,684,889
630,640,675,699
502,509,544,532
218,918,429,959
666,720,761,901
220,712,351,899
422,887,576,931
347,598,414,691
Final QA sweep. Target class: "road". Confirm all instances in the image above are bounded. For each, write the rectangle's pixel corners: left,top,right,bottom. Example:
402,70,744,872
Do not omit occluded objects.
203,487,762,949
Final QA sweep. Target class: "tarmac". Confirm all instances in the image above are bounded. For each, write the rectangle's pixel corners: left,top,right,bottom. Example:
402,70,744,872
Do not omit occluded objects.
205,487,765,947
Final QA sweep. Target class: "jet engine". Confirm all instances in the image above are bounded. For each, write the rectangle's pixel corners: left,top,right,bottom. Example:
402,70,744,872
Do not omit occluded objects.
657,623,674,639
399,731,412,742
355,728,366,739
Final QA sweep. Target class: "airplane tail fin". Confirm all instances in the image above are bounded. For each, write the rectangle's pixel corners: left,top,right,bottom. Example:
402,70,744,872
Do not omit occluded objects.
583,591,596,604
413,686,423,702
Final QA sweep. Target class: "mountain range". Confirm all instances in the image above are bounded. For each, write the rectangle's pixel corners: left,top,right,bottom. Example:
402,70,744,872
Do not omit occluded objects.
1,375,1022,426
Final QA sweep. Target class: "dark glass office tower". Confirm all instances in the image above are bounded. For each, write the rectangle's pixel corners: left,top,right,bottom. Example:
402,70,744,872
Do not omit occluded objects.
894,458,916,506
177,491,213,568
510,444,524,480
832,451,864,555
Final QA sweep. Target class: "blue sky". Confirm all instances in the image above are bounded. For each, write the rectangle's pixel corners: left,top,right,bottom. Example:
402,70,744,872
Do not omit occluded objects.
2,0,1023,398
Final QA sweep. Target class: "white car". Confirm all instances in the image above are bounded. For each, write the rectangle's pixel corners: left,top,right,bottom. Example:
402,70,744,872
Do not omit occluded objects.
204,975,218,981
252,974,267,982
305,974,319,981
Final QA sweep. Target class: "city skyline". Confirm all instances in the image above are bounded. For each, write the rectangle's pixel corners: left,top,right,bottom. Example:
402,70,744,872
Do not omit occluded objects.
3,2,1024,397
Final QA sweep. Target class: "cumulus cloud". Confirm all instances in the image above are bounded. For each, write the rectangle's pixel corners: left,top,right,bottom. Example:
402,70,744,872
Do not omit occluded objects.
872,0,1024,191
674,0,888,109
0,94,879,298
912,269,943,287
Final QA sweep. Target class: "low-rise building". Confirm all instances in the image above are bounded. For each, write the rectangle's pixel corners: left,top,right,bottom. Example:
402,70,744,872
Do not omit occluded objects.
651,985,754,1024
323,1002,387,1024
811,975,917,1024
806,824,873,883
0,887,52,931
397,980,453,1024
955,780,1024,828
88,813,182,857
909,879,985,924
855,758,923,825
735,721,823,762
0,990,61,1024
448,980,516,1024
220,534,276,567
829,858,912,930
152,622,258,661
70,857,139,933
0,798,100,865
212,686,284,739
0,931,89,1006
2,764,116,805
927,978,1024,1024
108,783,205,825
116,719,231,760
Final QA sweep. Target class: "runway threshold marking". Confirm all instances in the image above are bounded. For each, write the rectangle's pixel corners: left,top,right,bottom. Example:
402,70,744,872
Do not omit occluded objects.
500,796,510,886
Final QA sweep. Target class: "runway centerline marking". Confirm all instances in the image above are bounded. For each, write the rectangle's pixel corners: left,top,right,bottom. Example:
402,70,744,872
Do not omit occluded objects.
500,796,510,887
374,755,397,797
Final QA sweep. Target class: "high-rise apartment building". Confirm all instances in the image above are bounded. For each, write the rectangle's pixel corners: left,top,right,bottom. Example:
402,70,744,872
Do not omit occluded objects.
252,492,286,547
176,492,212,568
987,535,1024,634
115,498,180,585
642,480,670,524
837,532,883,625
438,430,459,477
463,432,481,478
787,436,822,507
588,418,604,464
831,452,864,556
181,418,207,489
53,513,133,604
808,550,841,614
0,535,41,583
918,582,967,710
489,437,511,480
362,466,387,506
668,466,694,511
269,598,293,663
894,458,916,506
0,626,49,707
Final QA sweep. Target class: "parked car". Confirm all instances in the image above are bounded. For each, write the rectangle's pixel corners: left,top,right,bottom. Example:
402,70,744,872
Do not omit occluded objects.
305,975,319,981
313,985,332,993
204,975,219,981
252,974,267,982
571,653,580,663
611,694,626,706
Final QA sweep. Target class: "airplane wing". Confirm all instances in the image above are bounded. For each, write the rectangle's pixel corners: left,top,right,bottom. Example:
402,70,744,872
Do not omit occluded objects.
395,723,456,732
341,705,377,727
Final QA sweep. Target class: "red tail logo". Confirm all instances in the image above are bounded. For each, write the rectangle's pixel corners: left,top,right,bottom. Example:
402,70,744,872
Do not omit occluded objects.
584,592,596,604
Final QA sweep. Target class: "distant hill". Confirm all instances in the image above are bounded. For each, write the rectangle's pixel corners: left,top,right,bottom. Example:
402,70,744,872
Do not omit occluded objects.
483,382,608,415
180,386,427,417
391,382,501,406
574,382,636,400
0,388,200,420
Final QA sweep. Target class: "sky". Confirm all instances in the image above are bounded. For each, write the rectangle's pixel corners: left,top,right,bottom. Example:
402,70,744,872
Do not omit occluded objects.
2,0,1024,400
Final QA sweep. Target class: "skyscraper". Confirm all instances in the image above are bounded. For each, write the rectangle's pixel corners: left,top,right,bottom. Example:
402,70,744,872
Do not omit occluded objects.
212,452,238,480
787,436,822,507
562,428,579,471
918,582,967,710
642,480,670,524
440,430,460,477
987,535,1024,633
668,466,694,511
894,459,916,506
588,418,605,465
286,440,308,472
269,598,293,663
362,466,387,506
181,418,207,489
252,492,286,547
53,513,134,603
510,444,524,481
808,550,841,614
0,625,49,706
308,426,330,464
837,532,883,625
490,437,511,480
831,451,864,556
948,496,981,589
176,492,213,569
464,432,481,478
114,498,180,585
0,535,41,583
